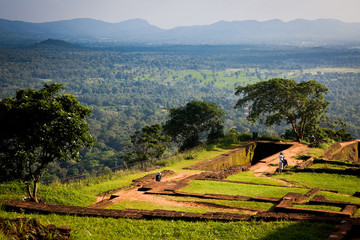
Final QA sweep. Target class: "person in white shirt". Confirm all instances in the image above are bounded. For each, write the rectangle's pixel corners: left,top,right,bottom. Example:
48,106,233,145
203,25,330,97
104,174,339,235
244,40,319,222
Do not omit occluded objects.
279,152,284,174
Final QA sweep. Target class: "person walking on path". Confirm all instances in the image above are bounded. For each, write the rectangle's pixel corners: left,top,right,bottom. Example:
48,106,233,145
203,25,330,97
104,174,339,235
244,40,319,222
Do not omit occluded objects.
279,152,284,174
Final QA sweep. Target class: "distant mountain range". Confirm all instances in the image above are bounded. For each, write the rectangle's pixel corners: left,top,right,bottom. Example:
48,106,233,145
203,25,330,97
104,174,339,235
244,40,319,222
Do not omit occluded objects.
1,18,360,46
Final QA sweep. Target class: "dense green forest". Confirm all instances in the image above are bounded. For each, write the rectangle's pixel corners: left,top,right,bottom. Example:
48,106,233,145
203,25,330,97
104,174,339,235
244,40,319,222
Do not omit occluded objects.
1,43,359,180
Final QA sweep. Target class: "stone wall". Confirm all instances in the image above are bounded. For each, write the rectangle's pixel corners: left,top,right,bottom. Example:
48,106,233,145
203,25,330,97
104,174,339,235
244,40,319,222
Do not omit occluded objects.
330,141,359,162
186,142,293,171
186,143,256,171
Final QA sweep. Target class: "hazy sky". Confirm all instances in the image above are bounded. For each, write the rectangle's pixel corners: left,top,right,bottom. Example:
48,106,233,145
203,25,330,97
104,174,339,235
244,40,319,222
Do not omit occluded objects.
1,0,360,29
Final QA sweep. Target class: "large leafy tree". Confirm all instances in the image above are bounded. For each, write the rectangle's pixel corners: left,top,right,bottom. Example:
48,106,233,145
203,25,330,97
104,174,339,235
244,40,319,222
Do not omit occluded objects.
126,124,171,163
234,78,329,142
0,83,95,202
164,100,225,151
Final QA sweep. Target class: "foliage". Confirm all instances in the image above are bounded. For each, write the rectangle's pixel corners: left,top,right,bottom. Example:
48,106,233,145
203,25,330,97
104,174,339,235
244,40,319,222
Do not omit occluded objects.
316,119,355,142
218,129,252,147
235,78,329,142
0,83,95,202
126,124,171,163
164,100,225,151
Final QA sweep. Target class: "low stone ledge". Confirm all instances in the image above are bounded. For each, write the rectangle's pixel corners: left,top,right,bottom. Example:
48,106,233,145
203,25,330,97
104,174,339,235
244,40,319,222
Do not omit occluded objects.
304,188,321,198
310,195,360,208
3,200,347,224
197,178,303,188
283,168,360,176
341,205,358,215
275,205,353,218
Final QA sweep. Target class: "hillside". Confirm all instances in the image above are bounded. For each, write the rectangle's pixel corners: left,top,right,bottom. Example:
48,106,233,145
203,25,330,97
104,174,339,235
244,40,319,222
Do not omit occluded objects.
1,18,360,45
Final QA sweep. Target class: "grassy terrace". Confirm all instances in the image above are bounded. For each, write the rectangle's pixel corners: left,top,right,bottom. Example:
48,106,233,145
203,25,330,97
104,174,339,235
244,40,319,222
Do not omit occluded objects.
1,142,359,239
226,171,285,185
273,172,360,196
182,180,308,198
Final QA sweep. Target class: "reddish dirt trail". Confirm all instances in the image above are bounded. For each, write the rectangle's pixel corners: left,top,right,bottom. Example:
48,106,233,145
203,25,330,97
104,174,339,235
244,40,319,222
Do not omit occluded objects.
96,171,258,214
250,142,309,177
110,171,199,203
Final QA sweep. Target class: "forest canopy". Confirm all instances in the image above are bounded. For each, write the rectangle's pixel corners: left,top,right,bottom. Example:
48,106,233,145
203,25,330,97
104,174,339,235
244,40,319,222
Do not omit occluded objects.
235,78,329,142
0,44,359,181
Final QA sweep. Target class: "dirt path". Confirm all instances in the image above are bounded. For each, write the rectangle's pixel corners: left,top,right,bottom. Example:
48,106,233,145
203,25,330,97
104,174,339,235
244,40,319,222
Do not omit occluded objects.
95,171,258,214
249,142,309,177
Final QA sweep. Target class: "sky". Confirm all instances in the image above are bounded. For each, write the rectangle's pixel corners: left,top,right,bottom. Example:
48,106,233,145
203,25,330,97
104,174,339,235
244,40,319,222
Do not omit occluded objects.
1,0,360,29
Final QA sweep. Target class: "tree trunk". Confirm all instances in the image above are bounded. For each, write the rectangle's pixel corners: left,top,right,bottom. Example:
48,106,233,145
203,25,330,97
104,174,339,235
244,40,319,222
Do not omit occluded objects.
32,178,39,203
289,119,302,142
292,126,302,142
26,182,34,200
25,179,39,203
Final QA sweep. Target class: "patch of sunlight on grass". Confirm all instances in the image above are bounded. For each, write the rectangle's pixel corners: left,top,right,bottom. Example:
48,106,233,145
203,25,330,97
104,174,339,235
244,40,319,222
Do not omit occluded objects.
293,204,342,212
227,171,285,186
182,180,308,198
273,172,360,195
315,191,360,204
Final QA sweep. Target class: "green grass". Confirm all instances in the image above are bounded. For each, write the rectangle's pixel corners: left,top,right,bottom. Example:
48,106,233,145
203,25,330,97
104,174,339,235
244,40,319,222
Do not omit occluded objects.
314,191,360,204
182,180,308,198
162,195,276,212
355,208,360,216
0,181,28,201
309,163,359,170
38,184,95,206
294,148,324,159
0,181,95,206
227,171,285,186
272,172,360,195
293,204,342,212
0,210,335,240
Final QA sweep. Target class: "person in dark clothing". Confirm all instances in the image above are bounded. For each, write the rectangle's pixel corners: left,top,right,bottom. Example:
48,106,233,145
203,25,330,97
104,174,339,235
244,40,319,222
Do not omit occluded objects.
156,172,161,181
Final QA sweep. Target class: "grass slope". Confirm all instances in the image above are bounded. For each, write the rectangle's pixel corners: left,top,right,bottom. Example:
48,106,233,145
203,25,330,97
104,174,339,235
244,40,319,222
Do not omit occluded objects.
2,142,359,239
0,211,334,240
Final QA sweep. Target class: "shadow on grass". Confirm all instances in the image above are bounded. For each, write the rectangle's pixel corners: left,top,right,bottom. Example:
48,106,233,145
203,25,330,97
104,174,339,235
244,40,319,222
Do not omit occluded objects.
258,221,335,240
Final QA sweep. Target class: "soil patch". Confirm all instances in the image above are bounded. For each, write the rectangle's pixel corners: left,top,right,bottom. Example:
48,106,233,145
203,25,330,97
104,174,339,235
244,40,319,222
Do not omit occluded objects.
0,216,71,239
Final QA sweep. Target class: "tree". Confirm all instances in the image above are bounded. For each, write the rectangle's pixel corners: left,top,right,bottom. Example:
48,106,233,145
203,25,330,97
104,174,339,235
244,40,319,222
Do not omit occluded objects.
164,100,225,151
234,78,329,142
126,124,171,163
0,83,95,202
